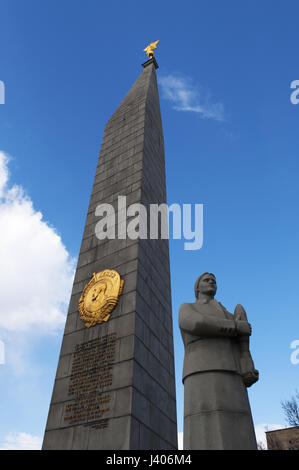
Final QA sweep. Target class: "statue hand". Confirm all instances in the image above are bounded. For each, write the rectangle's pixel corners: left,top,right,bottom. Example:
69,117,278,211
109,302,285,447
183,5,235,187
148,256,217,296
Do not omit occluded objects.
234,304,247,322
235,320,252,336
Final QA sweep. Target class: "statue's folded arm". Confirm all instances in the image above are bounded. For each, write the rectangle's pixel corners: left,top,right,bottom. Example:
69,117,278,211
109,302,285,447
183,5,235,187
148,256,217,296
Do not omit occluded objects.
179,304,237,338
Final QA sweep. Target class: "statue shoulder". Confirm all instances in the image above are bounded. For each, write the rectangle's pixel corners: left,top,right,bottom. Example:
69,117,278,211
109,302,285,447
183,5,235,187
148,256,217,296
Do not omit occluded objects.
179,302,195,311
179,302,196,317
178,302,196,330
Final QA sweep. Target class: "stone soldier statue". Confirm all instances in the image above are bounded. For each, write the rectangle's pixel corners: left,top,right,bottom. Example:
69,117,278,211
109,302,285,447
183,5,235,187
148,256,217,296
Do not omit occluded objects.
179,272,259,450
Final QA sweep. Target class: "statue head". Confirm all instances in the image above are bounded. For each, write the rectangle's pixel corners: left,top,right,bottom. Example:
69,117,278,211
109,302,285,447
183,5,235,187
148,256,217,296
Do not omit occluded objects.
194,272,217,299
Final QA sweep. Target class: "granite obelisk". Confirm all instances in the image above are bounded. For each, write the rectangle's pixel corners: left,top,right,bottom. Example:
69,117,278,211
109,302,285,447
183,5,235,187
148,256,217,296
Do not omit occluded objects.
42,53,178,450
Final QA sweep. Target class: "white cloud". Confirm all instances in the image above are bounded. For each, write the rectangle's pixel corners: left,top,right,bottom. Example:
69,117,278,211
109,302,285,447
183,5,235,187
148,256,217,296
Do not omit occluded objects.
159,74,225,122
255,423,284,450
0,151,9,198
0,151,75,332
0,432,42,450
178,432,183,450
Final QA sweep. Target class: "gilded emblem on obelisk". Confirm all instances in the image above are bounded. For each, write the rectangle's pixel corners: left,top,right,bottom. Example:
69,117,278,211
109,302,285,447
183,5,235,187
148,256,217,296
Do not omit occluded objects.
79,270,124,328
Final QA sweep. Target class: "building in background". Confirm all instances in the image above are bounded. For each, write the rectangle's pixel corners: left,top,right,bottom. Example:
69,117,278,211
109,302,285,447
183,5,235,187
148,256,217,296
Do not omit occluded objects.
266,426,299,450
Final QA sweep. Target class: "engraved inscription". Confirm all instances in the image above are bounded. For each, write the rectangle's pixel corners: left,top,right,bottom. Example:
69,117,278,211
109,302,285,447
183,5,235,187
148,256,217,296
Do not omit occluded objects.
64,333,117,429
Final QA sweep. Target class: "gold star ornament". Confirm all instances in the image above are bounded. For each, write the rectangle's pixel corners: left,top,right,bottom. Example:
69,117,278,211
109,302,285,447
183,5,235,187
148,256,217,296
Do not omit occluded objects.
143,40,160,58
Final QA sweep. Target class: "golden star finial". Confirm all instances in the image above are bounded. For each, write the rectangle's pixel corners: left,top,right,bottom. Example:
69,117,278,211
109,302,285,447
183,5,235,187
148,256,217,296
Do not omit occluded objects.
143,40,160,58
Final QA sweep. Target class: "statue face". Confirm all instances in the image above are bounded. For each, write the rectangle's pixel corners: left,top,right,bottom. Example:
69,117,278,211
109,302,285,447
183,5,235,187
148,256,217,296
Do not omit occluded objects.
198,274,217,296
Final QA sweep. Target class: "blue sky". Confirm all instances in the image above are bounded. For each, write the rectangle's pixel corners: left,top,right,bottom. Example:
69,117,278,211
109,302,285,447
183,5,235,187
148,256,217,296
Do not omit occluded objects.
0,0,299,449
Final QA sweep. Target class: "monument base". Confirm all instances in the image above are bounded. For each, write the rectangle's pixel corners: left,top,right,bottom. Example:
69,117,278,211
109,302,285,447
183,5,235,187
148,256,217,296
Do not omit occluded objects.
183,371,257,450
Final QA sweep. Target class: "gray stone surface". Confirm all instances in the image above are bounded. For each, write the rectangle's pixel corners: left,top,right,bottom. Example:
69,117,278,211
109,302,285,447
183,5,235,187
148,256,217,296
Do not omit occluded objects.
179,272,258,450
42,60,177,450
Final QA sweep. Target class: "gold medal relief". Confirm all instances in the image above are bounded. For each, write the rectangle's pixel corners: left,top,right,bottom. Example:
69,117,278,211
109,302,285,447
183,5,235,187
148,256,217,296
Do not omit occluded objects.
78,270,124,328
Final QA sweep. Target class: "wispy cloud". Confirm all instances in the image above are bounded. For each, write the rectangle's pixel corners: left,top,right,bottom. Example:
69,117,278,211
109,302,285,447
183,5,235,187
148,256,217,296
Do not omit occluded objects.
159,74,225,122
0,432,42,450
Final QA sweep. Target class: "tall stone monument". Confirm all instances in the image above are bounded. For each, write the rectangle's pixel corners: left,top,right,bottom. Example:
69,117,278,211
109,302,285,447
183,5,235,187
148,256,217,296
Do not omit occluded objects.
42,44,177,450
179,272,258,450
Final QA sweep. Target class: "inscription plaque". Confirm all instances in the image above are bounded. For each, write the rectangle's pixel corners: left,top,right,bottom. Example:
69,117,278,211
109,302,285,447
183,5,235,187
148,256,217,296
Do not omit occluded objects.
64,333,117,429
